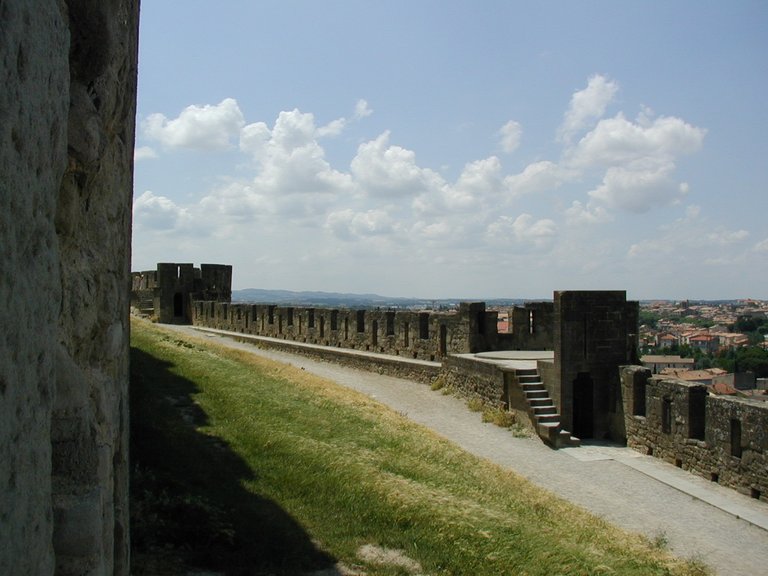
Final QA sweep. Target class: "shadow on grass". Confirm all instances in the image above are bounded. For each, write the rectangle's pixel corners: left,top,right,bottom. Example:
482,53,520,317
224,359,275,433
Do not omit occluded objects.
130,345,337,575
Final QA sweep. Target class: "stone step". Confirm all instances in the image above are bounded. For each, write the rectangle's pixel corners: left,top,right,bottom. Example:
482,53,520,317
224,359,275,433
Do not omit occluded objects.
518,375,541,384
521,382,545,392
515,368,538,377
525,390,549,400
533,405,557,416
559,429,581,447
535,413,560,424
528,398,552,407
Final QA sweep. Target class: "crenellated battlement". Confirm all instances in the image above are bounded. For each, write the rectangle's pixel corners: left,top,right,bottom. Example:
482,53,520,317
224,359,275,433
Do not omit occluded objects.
191,300,497,361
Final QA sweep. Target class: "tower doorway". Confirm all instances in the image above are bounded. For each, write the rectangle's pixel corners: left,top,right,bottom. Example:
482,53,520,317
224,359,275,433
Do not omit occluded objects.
572,372,594,439
173,292,184,318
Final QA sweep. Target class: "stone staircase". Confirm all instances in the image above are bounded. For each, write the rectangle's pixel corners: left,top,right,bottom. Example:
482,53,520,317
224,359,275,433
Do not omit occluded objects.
516,368,580,448
135,296,155,317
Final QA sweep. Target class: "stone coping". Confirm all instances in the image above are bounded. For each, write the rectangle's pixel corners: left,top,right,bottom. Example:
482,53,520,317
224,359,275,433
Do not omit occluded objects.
452,350,555,371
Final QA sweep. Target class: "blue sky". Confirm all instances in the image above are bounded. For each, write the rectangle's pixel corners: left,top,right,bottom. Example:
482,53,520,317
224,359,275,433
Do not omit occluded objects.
132,1,768,300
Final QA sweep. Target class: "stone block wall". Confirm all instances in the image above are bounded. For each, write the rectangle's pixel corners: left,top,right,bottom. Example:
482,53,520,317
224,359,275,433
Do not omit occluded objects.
621,366,767,500
440,356,508,407
1,1,138,574
191,301,498,361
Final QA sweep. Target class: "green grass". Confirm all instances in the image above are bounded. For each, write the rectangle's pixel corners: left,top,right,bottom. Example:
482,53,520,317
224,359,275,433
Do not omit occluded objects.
130,319,709,576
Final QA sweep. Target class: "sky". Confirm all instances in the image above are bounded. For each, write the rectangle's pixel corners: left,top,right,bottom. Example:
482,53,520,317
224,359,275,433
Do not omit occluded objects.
132,1,768,300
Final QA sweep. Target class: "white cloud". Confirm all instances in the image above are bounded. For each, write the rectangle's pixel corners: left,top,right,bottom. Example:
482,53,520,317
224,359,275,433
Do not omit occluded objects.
558,75,618,143
499,120,522,153
754,238,768,253
567,112,706,169
504,161,567,198
351,131,445,198
587,161,689,213
561,107,705,214
239,121,272,159
707,229,749,245
414,220,453,242
240,109,353,199
133,146,157,161
486,213,557,250
317,117,347,138
447,157,503,210
325,208,394,240
627,205,752,265
133,190,188,231
308,99,373,139
565,200,612,225
354,99,373,120
143,98,245,150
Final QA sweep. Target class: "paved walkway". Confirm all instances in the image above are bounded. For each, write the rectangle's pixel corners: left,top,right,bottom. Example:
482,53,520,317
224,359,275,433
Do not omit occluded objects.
167,325,768,575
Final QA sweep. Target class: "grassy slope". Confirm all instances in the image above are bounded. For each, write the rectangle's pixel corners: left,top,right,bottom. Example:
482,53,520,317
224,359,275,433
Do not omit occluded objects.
130,319,707,576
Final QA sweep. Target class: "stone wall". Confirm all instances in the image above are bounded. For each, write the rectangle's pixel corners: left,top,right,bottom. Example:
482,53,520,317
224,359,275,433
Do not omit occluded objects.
224,332,442,385
0,1,138,574
192,301,498,361
440,356,509,407
621,366,767,501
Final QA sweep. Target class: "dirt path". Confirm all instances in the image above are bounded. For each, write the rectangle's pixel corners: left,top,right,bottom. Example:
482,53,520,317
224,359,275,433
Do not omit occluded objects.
166,324,768,575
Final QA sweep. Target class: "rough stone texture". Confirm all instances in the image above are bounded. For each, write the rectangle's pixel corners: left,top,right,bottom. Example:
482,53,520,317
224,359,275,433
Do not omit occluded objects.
440,355,510,408
621,366,768,501
0,1,138,574
1,3,68,574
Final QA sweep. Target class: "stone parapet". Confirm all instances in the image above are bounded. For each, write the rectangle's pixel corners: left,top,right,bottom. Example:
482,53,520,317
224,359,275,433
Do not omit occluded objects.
621,366,767,501
192,301,498,361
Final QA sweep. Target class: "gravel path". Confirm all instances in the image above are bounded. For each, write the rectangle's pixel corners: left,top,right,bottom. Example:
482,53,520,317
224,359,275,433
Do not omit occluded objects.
166,325,768,575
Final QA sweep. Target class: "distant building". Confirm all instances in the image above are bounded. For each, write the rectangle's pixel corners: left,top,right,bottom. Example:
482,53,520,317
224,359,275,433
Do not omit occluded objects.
712,332,750,350
641,355,695,374
496,311,510,333
659,367,727,386
656,333,678,349
689,334,718,354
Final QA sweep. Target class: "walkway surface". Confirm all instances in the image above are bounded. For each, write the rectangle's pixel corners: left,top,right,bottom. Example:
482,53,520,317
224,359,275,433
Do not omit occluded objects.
167,325,768,575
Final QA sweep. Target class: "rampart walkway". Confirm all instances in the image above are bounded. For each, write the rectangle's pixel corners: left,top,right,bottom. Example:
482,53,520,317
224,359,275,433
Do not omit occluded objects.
167,324,768,575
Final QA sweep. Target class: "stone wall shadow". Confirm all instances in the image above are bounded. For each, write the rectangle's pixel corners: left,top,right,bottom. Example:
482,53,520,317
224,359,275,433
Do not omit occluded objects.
130,345,336,575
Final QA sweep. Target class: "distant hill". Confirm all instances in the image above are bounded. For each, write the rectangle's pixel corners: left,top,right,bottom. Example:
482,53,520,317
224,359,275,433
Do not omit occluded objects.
232,288,532,309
